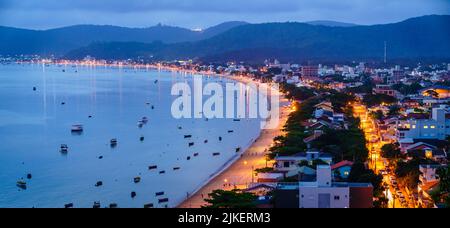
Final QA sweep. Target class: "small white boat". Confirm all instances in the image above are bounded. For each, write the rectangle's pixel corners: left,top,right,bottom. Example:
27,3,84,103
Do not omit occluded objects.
110,139,118,147
71,124,83,132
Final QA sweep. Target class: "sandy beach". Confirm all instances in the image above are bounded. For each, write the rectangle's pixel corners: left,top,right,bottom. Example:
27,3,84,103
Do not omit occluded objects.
178,77,290,208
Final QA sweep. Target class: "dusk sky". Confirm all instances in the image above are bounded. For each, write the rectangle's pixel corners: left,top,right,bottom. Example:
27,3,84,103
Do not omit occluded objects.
0,0,449,30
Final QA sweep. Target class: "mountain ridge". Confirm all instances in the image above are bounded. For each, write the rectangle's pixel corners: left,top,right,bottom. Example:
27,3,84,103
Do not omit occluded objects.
65,15,450,63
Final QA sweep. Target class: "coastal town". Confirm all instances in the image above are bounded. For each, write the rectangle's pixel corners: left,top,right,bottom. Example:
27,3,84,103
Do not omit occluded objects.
3,56,449,208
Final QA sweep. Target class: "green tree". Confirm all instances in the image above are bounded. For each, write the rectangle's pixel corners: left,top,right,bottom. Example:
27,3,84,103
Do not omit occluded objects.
437,165,450,193
370,110,384,120
363,94,397,107
395,159,422,190
388,105,401,116
381,143,402,160
349,162,385,204
203,190,257,208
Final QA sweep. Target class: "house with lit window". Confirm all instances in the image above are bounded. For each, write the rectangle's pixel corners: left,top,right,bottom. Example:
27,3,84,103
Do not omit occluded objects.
273,151,333,177
331,160,354,180
275,165,373,208
396,106,450,141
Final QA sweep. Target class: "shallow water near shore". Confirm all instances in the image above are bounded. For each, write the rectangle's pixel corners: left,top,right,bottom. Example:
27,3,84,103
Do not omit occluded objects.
0,64,263,208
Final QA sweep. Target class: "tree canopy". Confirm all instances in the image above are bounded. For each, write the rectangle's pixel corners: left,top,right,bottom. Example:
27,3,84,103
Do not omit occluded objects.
203,190,257,208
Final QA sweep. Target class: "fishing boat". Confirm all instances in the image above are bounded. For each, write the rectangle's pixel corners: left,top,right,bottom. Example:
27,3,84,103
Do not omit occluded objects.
140,136,145,142
110,139,118,147
213,152,221,156
193,153,199,157
228,130,234,133
134,177,141,183
141,117,149,124
71,124,83,133
144,203,154,208
109,203,118,208
155,192,165,196
131,192,137,198
233,119,241,122
188,142,194,147
148,165,158,170
60,144,69,153
184,135,192,139
159,171,166,174
173,167,180,171
16,180,27,189
93,202,101,208
65,203,74,208
95,181,103,187
236,147,241,153
158,198,169,204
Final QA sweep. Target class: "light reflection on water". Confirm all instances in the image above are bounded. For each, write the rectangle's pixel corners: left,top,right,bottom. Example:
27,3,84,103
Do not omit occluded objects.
0,64,262,208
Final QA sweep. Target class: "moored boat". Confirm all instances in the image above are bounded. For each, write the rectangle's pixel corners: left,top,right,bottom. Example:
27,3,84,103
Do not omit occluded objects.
71,124,83,132
60,144,69,153
16,180,27,189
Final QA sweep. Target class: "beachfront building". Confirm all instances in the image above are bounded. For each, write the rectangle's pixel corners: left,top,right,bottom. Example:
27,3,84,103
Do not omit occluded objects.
275,165,373,208
299,165,350,208
273,151,333,177
396,106,450,141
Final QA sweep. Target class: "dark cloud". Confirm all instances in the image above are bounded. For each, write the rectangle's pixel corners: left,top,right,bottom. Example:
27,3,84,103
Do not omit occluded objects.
0,0,448,29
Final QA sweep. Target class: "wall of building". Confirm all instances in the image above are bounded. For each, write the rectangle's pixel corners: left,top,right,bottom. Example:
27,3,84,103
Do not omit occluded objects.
349,186,373,208
299,186,349,208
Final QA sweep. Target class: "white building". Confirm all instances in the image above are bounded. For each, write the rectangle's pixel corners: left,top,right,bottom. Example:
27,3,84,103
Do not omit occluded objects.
274,151,332,176
299,166,349,208
397,107,450,141
419,164,442,185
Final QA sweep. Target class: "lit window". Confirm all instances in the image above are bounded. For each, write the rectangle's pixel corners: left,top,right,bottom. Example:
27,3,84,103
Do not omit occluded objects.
430,126,436,129
412,125,416,129
424,126,429,129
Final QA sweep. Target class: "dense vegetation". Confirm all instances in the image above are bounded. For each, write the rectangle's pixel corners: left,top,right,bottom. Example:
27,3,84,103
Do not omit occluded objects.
62,15,450,62
363,94,398,107
203,190,257,208
392,83,424,95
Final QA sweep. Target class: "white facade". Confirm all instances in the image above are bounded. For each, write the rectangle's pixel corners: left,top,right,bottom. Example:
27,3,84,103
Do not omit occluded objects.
299,166,350,208
398,107,450,140
419,164,441,184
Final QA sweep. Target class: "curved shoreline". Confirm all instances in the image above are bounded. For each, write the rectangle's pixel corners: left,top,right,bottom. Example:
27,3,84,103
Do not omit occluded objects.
178,76,289,208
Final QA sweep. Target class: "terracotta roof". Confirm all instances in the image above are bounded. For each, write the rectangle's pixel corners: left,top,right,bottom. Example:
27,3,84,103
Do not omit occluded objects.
331,160,354,170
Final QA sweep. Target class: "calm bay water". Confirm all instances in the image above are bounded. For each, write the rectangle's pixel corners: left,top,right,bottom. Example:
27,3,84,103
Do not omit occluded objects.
0,63,262,208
